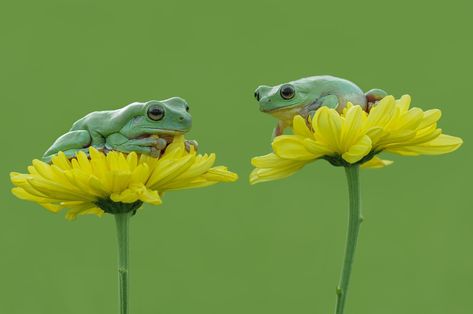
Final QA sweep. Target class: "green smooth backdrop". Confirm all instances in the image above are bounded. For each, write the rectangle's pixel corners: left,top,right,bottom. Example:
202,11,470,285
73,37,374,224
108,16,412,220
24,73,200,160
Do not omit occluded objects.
1,1,472,313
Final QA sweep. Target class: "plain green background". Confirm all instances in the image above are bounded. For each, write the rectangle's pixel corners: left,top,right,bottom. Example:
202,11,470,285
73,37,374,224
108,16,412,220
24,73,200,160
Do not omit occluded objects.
1,0,472,313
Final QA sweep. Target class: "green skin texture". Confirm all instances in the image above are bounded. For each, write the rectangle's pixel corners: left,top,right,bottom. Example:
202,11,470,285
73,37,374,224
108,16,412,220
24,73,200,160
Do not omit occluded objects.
42,97,192,162
254,75,387,138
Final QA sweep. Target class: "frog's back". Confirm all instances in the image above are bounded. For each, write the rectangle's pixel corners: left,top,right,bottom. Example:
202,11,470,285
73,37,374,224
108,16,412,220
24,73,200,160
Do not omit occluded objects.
298,75,364,95
296,75,367,108
70,102,144,133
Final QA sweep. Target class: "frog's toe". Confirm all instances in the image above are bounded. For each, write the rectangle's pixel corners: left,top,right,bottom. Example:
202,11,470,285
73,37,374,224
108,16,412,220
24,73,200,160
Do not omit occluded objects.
149,147,162,158
153,138,168,150
185,140,198,152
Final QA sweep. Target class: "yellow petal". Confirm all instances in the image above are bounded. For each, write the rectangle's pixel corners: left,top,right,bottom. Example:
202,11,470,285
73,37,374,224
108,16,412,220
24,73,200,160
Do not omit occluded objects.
201,166,239,182
130,163,150,184
76,151,93,174
366,96,396,128
272,136,316,161
146,154,195,189
65,206,103,220
11,187,59,203
251,153,299,168
126,152,138,171
161,178,216,191
27,177,96,201
396,94,412,113
386,134,463,156
250,160,307,185
303,139,332,157
312,107,342,150
342,135,372,164
40,203,63,213
171,154,216,181
51,152,72,170
110,171,132,193
341,105,365,149
392,108,424,131
110,189,139,203
138,188,162,205
361,156,394,169
418,109,441,130
292,115,313,138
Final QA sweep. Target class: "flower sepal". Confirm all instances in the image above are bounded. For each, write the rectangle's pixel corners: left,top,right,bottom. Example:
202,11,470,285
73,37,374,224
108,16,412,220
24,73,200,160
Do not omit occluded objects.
323,151,378,167
95,198,143,215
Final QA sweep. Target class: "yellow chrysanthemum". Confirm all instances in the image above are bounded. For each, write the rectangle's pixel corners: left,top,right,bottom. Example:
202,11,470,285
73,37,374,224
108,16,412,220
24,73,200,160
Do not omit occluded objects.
11,135,238,219
250,95,462,184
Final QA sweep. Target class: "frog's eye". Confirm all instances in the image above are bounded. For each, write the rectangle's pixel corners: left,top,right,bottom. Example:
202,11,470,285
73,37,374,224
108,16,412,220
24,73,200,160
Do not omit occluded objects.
254,91,260,101
147,106,165,121
279,84,295,100
185,105,190,112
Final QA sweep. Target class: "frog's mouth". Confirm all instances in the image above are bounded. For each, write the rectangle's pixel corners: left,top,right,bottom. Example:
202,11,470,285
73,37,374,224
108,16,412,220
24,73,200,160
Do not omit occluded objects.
263,104,304,121
260,102,305,115
260,103,302,112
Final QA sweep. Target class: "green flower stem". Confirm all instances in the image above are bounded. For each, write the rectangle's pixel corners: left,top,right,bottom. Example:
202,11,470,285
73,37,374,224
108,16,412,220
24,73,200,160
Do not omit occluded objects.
335,165,363,314
115,212,131,314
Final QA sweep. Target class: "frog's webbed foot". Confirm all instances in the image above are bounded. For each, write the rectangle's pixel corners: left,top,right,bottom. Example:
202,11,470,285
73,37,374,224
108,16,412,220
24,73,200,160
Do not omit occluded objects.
185,139,199,152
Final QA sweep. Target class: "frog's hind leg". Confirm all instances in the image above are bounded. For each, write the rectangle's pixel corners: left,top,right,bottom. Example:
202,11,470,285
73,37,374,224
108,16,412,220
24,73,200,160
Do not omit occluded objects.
42,130,92,163
272,121,285,139
365,89,388,111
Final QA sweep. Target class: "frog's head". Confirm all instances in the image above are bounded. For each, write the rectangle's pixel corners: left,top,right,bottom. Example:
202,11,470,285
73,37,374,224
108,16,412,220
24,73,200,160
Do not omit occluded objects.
122,97,192,140
254,81,311,115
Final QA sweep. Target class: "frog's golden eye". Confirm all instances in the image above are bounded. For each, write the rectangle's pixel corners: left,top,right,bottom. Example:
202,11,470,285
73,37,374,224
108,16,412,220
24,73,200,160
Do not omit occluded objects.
280,84,295,100
148,106,165,121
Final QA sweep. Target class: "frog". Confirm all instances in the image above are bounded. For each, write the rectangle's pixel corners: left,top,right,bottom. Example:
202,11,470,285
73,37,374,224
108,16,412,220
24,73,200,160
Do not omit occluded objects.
42,97,194,163
254,75,388,138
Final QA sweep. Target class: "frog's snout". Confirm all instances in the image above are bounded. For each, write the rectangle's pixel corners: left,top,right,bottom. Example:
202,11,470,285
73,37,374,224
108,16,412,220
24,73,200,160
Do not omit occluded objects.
254,89,261,102
254,86,269,102
254,85,273,112
177,112,192,131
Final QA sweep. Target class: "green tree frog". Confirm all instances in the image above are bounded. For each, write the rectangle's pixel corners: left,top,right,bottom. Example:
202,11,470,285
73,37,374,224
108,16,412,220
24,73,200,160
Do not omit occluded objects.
43,97,194,162
254,75,387,138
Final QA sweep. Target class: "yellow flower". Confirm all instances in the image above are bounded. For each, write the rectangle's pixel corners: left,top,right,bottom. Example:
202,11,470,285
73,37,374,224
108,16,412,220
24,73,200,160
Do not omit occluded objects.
11,135,238,220
250,95,462,184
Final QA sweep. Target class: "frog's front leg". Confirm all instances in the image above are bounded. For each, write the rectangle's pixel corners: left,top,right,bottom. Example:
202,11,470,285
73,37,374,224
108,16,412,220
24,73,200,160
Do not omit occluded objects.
305,94,340,119
320,95,339,109
89,130,107,150
105,133,167,157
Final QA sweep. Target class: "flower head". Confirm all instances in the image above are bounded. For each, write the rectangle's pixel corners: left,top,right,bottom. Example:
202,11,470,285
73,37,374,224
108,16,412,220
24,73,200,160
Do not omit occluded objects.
250,95,462,184
11,136,238,219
